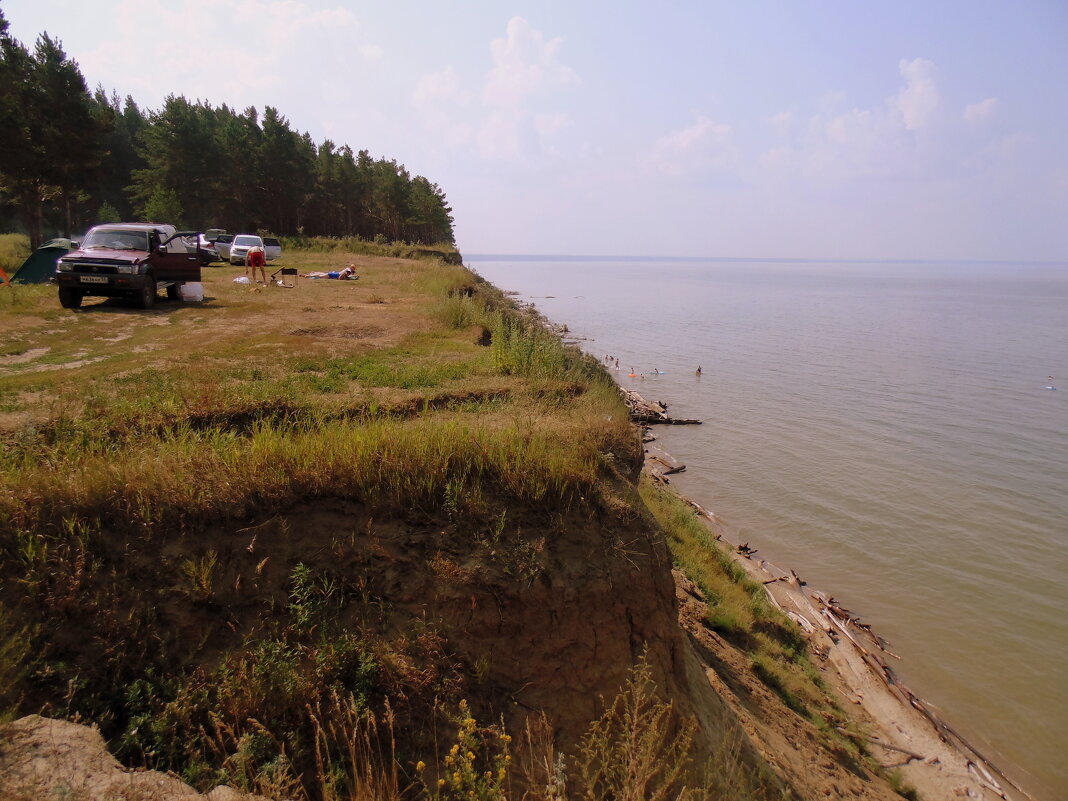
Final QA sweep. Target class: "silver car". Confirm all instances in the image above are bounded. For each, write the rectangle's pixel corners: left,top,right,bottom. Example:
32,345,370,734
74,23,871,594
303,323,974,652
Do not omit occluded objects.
229,234,264,265
214,233,234,261
262,236,282,261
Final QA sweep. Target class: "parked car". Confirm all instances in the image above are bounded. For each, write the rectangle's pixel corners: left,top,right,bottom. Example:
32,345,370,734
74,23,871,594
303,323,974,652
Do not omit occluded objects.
262,236,282,261
182,233,222,265
213,233,234,261
229,234,264,265
55,222,201,309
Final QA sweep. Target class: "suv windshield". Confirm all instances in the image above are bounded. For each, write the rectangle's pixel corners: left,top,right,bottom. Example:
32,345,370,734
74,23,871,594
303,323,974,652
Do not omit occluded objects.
81,229,150,251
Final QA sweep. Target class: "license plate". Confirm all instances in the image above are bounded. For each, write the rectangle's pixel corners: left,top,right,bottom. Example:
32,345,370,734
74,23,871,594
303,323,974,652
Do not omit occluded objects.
79,275,108,284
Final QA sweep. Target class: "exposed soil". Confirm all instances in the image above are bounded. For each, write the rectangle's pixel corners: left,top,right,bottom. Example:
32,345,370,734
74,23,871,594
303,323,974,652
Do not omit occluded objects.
0,715,266,801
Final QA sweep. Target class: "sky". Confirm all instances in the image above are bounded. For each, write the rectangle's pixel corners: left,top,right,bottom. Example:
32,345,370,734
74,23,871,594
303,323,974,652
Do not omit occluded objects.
4,0,1067,261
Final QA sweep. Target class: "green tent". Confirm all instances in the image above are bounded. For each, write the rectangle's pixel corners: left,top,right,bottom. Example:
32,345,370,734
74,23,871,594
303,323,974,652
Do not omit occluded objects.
11,239,73,284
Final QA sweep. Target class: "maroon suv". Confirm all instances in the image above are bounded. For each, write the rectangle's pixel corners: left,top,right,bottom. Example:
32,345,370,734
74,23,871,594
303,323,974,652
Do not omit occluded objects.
55,223,203,309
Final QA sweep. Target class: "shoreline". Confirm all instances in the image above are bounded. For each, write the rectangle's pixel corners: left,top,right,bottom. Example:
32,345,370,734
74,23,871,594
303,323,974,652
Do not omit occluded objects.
632,396,1035,801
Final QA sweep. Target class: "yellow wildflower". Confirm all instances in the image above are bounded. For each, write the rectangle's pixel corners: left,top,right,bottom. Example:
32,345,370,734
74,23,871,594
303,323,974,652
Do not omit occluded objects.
416,761,425,772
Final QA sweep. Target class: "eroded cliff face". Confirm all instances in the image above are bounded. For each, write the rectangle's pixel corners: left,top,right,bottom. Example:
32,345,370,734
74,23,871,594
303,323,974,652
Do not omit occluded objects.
5,420,921,801
7,476,924,801
5,486,777,795
186,489,754,765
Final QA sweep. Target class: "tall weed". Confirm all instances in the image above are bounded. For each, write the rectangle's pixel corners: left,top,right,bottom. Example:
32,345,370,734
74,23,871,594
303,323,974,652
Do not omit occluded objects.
0,232,30,274
0,603,33,722
490,313,568,379
573,660,694,801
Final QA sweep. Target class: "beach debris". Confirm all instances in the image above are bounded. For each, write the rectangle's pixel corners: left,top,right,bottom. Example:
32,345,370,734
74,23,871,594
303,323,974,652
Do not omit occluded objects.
649,455,686,475
620,388,702,425
786,610,816,634
736,542,758,557
855,734,926,764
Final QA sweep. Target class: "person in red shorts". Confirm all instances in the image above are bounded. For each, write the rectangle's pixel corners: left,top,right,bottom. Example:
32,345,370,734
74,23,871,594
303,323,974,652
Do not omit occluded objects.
245,243,267,284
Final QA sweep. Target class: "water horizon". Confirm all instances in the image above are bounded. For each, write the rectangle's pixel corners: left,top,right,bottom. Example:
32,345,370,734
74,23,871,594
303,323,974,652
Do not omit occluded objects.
467,253,1068,267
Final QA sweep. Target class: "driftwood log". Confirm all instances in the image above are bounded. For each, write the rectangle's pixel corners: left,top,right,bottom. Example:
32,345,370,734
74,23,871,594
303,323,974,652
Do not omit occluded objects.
621,389,702,425
649,455,686,475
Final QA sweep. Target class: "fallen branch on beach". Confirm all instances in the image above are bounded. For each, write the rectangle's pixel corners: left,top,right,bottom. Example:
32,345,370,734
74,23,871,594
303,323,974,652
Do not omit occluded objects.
649,455,686,475
621,388,703,425
786,610,816,634
842,730,925,763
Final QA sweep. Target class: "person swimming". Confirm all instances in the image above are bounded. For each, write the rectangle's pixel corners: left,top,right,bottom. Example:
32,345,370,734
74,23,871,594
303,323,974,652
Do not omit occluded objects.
628,368,637,377
695,365,702,376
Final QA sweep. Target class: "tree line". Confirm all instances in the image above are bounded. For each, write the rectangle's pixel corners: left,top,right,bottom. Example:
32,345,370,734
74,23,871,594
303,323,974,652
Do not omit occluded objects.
0,9,455,250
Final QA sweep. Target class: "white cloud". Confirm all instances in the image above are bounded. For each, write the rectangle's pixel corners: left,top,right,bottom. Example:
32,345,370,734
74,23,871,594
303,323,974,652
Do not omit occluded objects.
644,115,735,176
413,67,470,108
535,112,569,138
411,67,475,149
895,57,940,131
360,45,384,63
483,17,577,109
759,146,792,167
964,97,999,125
80,0,367,111
769,111,793,136
408,19,578,164
800,103,908,179
761,58,946,182
476,112,520,160
475,17,577,163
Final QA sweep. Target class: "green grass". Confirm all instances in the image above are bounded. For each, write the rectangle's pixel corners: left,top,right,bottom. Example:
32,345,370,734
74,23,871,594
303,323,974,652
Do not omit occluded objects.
639,479,860,748
279,234,461,264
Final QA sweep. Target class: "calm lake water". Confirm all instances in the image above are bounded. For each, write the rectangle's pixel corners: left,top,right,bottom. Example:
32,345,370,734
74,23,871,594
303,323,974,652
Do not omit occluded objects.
469,256,1068,800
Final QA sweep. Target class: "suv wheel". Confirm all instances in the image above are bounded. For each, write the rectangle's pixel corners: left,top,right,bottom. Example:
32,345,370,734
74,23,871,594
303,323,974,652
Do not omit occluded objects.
58,287,83,309
139,276,157,309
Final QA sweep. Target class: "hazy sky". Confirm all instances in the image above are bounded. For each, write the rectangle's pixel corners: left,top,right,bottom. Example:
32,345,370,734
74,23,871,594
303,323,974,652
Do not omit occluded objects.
5,0,1067,260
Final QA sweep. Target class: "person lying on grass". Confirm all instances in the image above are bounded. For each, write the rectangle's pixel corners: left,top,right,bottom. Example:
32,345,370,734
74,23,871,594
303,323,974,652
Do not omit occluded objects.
300,264,358,280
